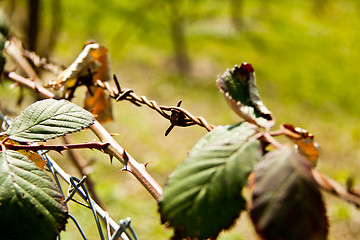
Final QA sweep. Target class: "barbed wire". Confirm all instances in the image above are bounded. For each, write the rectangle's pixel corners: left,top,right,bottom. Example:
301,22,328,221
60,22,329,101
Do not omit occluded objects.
21,47,215,135
0,112,138,240
95,77,215,135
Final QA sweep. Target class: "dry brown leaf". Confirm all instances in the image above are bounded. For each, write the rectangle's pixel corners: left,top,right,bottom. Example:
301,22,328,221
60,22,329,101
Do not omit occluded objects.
45,41,113,123
281,124,319,166
84,86,113,123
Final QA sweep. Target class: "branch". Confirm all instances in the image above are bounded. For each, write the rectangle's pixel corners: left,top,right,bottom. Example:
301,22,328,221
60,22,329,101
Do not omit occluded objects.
3,139,109,153
5,38,39,79
62,135,106,210
5,71,55,99
4,68,163,201
90,120,163,201
312,169,360,207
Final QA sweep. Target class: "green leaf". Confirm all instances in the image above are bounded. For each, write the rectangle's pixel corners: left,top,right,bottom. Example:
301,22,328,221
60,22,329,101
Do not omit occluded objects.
159,122,262,239
7,99,95,142
217,63,275,129
0,150,68,239
249,148,328,240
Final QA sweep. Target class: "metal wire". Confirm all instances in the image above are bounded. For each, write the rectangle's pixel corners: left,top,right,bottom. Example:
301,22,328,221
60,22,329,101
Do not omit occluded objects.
95,76,215,134
68,214,87,240
112,218,138,240
20,48,215,135
44,151,135,240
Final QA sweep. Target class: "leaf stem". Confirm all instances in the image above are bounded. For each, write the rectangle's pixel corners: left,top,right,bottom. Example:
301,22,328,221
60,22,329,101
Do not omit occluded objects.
312,169,360,207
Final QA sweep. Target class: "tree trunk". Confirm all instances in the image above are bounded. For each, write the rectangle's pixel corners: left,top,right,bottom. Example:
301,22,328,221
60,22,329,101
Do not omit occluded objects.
27,0,40,51
41,0,62,56
169,1,191,77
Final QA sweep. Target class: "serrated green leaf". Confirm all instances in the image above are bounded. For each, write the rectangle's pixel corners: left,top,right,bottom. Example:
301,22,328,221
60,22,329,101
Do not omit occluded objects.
217,63,275,129
159,122,262,239
7,99,95,142
249,148,328,240
0,150,68,239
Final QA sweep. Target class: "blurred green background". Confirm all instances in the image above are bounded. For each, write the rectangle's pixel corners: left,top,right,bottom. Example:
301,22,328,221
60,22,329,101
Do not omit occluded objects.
1,0,360,239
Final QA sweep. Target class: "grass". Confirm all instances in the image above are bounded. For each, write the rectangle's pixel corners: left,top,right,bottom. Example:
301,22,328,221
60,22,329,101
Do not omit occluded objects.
2,0,360,239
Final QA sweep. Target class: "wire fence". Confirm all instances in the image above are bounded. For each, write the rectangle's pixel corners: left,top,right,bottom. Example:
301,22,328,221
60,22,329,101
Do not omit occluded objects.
0,111,138,240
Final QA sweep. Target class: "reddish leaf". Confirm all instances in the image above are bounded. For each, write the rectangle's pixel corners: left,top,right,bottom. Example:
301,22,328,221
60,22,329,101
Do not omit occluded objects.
250,148,328,240
217,63,275,129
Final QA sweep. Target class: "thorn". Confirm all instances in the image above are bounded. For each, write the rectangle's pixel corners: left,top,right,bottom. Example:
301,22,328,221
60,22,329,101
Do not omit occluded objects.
110,133,120,136
144,160,151,168
346,176,356,193
120,167,131,173
9,83,18,89
56,150,64,155
165,100,183,136
113,74,121,92
109,155,113,164
165,125,174,136
176,100,182,107
122,149,129,169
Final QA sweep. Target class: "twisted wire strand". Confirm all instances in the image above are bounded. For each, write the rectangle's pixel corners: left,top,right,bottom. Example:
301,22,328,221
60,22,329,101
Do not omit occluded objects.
95,78,215,132
20,48,215,133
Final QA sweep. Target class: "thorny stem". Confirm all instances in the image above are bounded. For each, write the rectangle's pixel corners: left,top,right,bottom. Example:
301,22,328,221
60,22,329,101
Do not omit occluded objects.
5,66,163,201
5,38,39,80
3,139,110,153
5,72,55,99
312,169,360,207
90,120,163,201
62,135,107,210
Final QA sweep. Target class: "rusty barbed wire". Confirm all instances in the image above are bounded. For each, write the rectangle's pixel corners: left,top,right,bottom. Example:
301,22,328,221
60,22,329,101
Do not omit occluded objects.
95,76,215,135
21,48,215,135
